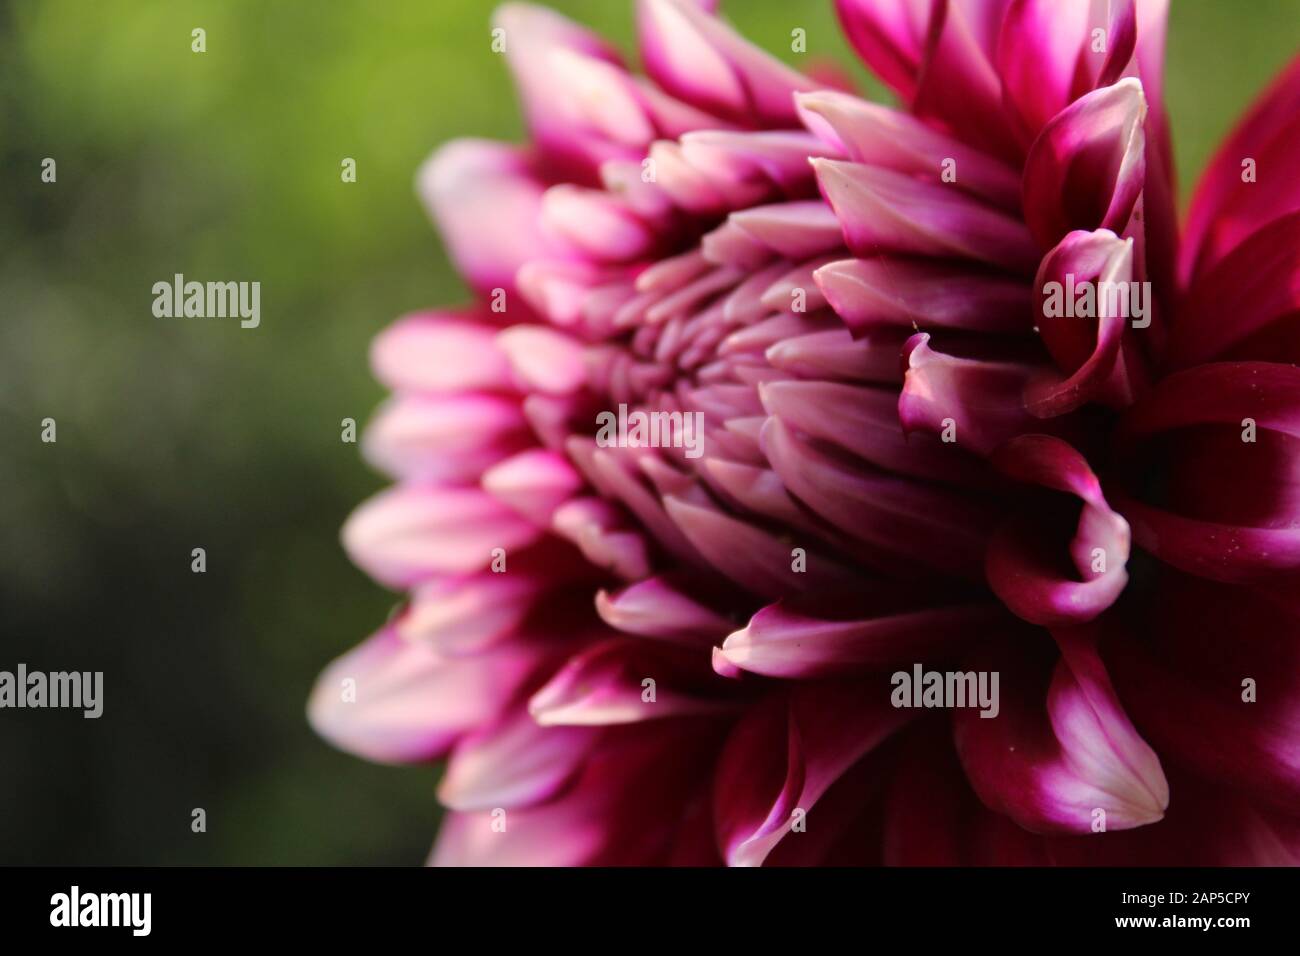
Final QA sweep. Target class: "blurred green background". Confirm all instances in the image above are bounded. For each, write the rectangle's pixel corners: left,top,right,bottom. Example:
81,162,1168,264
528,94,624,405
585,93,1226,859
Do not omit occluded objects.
0,0,1294,864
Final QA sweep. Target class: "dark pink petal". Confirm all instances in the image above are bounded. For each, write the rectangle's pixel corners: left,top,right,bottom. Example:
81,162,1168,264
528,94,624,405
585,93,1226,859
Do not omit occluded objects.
438,709,600,811
342,484,542,589
760,416,995,579
899,333,1046,456
796,90,1021,209
664,494,864,599
986,435,1130,625
1106,573,1300,815
814,159,1039,273
1111,362,1300,582
637,0,820,127
761,378,993,487
1021,79,1147,250
954,629,1168,834
910,0,1021,161
816,257,1031,336
1166,212,1300,368
713,680,910,866
433,722,725,865
595,575,733,643
833,0,930,100
718,597,1006,678
1027,229,1144,417
308,627,536,764
1182,54,1300,282
996,0,1093,142
396,573,544,655
530,637,736,726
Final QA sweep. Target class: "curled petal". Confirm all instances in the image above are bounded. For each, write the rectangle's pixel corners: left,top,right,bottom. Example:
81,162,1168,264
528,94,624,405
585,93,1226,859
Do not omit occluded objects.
1022,79,1147,250
899,333,1045,457
1106,574,1300,814
954,629,1168,834
996,0,1095,142
714,679,910,866
1027,229,1145,417
987,435,1130,626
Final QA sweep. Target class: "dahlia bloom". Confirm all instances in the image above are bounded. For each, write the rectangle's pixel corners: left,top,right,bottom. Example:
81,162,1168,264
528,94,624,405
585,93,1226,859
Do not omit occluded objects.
310,0,1300,865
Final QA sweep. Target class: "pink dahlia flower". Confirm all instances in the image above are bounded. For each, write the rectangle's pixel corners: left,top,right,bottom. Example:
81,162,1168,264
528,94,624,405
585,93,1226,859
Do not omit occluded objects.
310,0,1300,865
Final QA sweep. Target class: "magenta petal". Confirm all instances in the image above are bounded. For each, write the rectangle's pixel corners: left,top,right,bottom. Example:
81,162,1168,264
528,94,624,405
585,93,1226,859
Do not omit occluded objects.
308,627,532,764
1112,362,1300,582
529,638,733,726
833,0,929,100
795,91,1021,209
714,680,910,866
1167,212,1300,368
1022,79,1147,250
1107,574,1300,813
814,159,1039,273
362,394,529,482
370,312,514,393
718,599,1006,679
342,485,542,589
417,139,559,297
482,448,583,523
760,416,994,580
439,709,599,811
1182,54,1300,282
899,333,1045,457
396,574,543,656
595,575,733,643
996,0,1093,142
954,629,1168,834
637,0,819,126
1026,229,1141,417
986,435,1130,626
816,257,1031,336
